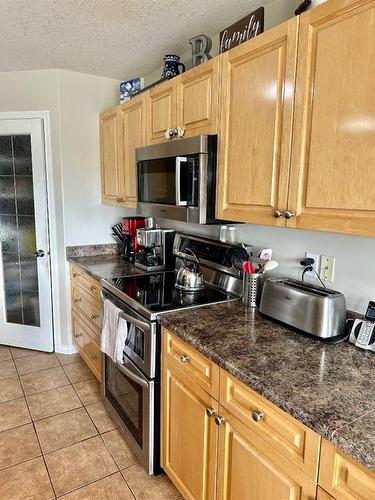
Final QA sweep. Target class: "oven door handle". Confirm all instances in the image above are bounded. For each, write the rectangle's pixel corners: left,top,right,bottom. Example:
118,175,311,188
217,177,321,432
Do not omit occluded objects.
115,361,149,389
119,311,151,333
176,157,188,206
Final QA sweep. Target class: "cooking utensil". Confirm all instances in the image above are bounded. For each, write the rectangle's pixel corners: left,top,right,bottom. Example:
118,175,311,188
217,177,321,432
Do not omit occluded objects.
231,245,249,270
175,248,204,292
259,260,279,273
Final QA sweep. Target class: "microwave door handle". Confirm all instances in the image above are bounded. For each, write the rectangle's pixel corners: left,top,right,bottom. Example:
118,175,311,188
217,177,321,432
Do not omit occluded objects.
118,311,151,334
176,157,188,206
115,362,149,389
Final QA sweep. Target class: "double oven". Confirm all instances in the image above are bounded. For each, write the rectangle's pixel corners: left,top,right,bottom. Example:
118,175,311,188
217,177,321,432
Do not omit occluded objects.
101,287,161,475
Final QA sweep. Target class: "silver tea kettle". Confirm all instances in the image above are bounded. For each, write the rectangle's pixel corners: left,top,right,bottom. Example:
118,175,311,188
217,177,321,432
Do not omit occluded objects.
175,248,204,292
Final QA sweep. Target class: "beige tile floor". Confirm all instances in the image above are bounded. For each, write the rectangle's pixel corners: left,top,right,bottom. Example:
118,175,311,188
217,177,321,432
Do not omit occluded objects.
0,345,182,499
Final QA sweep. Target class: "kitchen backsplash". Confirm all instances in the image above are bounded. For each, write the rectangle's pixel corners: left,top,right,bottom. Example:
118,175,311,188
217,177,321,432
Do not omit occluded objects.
155,217,375,315
66,243,120,257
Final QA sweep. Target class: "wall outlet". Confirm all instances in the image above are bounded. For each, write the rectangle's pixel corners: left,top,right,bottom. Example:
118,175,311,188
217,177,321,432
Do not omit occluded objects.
304,252,320,278
320,255,336,282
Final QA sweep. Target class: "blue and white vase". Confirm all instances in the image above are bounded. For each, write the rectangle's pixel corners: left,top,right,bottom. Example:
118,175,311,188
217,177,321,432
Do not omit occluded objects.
161,55,185,79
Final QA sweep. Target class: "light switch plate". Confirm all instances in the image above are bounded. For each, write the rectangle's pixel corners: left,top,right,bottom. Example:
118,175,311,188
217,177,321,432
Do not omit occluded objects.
320,255,335,282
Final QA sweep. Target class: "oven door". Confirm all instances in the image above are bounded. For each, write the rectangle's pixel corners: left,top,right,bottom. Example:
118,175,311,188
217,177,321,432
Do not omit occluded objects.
102,353,159,475
101,289,157,379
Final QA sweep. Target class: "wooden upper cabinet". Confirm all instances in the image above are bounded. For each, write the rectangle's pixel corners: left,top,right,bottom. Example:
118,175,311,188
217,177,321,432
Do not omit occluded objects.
162,357,218,500
118,94,145,208
100,107,122,205
216,406,316,500
146,80,177,144
288,0,375,236
216,18,299,225
177,57,220,137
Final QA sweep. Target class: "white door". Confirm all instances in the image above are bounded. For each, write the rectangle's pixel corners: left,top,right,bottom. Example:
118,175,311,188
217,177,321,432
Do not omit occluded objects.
0,118,53,351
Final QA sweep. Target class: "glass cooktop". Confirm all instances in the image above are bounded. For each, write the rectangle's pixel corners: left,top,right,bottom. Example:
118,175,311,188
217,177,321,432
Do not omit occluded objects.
105,271,234,318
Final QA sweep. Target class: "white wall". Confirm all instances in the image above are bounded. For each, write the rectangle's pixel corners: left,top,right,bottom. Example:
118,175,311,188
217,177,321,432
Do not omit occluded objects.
0,68,132,352
144,0,317,85
156,215,375,315
58,70,134,246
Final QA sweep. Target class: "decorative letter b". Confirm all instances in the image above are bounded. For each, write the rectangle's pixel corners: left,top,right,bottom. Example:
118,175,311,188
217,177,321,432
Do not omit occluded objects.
189,35,212,67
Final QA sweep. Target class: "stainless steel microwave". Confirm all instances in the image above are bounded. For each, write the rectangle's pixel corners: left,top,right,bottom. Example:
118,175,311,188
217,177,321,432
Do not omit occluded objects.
136,135,217,224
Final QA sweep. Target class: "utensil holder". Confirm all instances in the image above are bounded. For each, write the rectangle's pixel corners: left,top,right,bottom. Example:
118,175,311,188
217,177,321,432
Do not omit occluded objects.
242,273,263,308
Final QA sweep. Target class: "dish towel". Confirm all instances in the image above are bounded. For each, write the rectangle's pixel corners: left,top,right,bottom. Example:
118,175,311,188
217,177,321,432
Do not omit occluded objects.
101,299,128,363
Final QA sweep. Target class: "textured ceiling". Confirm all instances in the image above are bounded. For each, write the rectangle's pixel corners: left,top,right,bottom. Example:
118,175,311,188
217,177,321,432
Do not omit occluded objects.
0,0,274,79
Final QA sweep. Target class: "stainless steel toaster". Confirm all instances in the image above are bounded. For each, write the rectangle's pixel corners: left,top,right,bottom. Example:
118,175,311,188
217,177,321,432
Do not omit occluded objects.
259,278,346,339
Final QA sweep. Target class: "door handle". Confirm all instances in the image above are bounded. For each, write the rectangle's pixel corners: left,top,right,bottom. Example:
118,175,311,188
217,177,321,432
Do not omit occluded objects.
34,249,45,258
115,361,149,389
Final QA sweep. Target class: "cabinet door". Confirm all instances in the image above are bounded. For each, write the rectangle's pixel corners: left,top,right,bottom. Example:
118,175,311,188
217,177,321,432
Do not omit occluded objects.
319,439,375,500
216,18,298,225
288,0,375,236
316,487,335,500
216,406,316,500
177,58,220,137
118,94,145,208
146,80,177,144
161,357,218,500
100,107,122,205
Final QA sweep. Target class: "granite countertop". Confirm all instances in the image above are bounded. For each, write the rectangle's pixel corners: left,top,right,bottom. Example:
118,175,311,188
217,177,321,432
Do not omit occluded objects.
68,254,144,281
158,301,375,472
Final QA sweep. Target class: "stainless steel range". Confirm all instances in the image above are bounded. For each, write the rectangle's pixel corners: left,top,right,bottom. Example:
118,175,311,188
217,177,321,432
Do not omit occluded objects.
100,233,242,475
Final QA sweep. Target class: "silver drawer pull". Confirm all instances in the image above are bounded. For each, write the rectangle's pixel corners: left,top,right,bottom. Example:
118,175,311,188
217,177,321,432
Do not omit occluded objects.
91,355,97,360
251,411,264,422
215,415,225,426
206,407,216,417
90,285,97,291
74,298,82,303
74,333,83,338
180,354,190,363
90,314,99,320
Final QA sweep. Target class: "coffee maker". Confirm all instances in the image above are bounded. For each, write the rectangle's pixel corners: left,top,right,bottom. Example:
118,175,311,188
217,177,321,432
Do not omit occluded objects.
121,217,145,262
135,219,174,271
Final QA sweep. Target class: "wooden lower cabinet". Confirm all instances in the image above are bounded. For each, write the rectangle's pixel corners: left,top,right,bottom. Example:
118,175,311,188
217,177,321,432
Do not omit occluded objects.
161,357,218,500
319,440,375,500
70,265,102,381
162,330,375,500
216,405,316,500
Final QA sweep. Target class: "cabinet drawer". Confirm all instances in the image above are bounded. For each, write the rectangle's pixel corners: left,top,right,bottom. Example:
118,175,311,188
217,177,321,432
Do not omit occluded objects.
72,309,101,381
319,439,375,500
219,369,320,480
72,283,102,332
162,328,219,399
71,265,101,302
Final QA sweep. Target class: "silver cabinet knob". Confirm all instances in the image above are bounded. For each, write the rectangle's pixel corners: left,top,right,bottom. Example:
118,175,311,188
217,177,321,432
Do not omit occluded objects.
74,333,83,338
34,249,45,258
206,407,216,417
272,209,283,218
116,197,124,203
180,354,190,363
90,285,97,291
74,298,82,303
251,411,264,422
91,355,97,360
165,128,176,139
90,314,99,320
215,415,226,426
283,210,295,219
